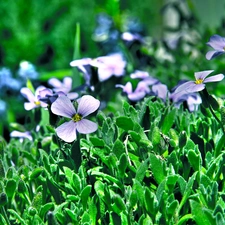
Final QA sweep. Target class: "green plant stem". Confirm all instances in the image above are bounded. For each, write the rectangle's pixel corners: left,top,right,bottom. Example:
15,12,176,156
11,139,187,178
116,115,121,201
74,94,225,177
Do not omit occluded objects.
1,206,11,225
176,214,193,225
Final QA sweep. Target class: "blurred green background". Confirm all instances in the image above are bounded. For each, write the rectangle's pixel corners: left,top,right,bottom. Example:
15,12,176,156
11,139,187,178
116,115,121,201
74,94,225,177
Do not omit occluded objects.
1,0,225,72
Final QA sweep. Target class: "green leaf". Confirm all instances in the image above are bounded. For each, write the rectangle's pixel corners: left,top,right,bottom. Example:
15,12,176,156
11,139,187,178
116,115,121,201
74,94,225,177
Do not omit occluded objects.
90,137,105,147
89,196,98,225
8,209,26,225
26,79,35,93
116,116,134,131
151,126,161,145
187,150,202,171
5,179,17,199
40,203,54,219
94,180,105,199
190,200,216,225
113,194,126,212
178,172,197,213
81,185,92,209
118,153,128,179
112,139,125,159
160,108,176,134
150,153,166,184
135,159,149,182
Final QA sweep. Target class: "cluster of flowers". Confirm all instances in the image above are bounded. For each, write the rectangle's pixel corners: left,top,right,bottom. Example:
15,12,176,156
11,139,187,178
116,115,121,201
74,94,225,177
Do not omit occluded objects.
14,34,225,143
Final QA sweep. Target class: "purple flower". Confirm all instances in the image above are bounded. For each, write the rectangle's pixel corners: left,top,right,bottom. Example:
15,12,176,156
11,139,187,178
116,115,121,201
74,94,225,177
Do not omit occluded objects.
151,83,170,102
48,77,78,100
174,70,224,94
20,86,48,110
171,91,202,112
51,95,100,142
206,35,225,60
116,81,150,102
38,88,66,104
91,53,126,82
130,70,159,85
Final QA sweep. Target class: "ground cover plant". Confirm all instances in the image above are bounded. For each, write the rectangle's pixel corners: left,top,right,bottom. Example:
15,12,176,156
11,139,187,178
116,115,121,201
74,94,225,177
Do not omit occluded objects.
1,0,225,224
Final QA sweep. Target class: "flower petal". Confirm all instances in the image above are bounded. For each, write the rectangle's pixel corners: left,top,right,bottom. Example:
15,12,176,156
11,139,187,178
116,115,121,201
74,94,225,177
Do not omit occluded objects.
63,77,72,89
55,121,77,142
174,81,196,93
67,92,79,100
20,87,35,103
48,78,62,88
24,102,37,111
77,95,100,117
194,70,214,81
204,74,224,83
207,35,225,50
51,96,76,118
76,119,98,134
206,50,225,60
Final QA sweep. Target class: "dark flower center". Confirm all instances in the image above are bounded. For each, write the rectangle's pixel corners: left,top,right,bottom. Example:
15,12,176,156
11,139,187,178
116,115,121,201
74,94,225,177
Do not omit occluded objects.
72,113,82,122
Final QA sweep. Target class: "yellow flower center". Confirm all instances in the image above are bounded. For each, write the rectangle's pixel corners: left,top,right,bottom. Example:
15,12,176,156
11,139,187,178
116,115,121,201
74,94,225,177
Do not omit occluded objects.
195,79,203,84
35,101,41,106
72,113,82,122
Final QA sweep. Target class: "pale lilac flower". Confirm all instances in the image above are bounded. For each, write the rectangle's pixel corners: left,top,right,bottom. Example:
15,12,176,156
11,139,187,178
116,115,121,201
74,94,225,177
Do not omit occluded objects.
48,77,78,100
206,35,225,60
152,83,170,102
130,70,159,85
116,81,150,102
91,53,126,82
171,91,202,112
51,95,100,142
70,58,93,88
20,86,48,110
174,70,224,94
10,131,33,142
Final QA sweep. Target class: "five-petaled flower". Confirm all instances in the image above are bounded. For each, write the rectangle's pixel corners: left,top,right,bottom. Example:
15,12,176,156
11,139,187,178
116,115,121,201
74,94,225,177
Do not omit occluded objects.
206,35,225,60
51,95,100,142
20,86,48,110
174,70,224,94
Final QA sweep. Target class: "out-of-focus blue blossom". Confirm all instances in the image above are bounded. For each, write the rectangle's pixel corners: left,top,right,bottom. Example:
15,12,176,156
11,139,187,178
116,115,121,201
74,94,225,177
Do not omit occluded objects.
18,61,39,80
0,99,7,117
93,13,120,53
10,130,33,142
48,77,79,100
121,17,145,44
206,35,225,60
116,81,150,102
0,68,22,93
91,53,127,82
51,95,100,142
20,86,48,110
174,70,224,94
